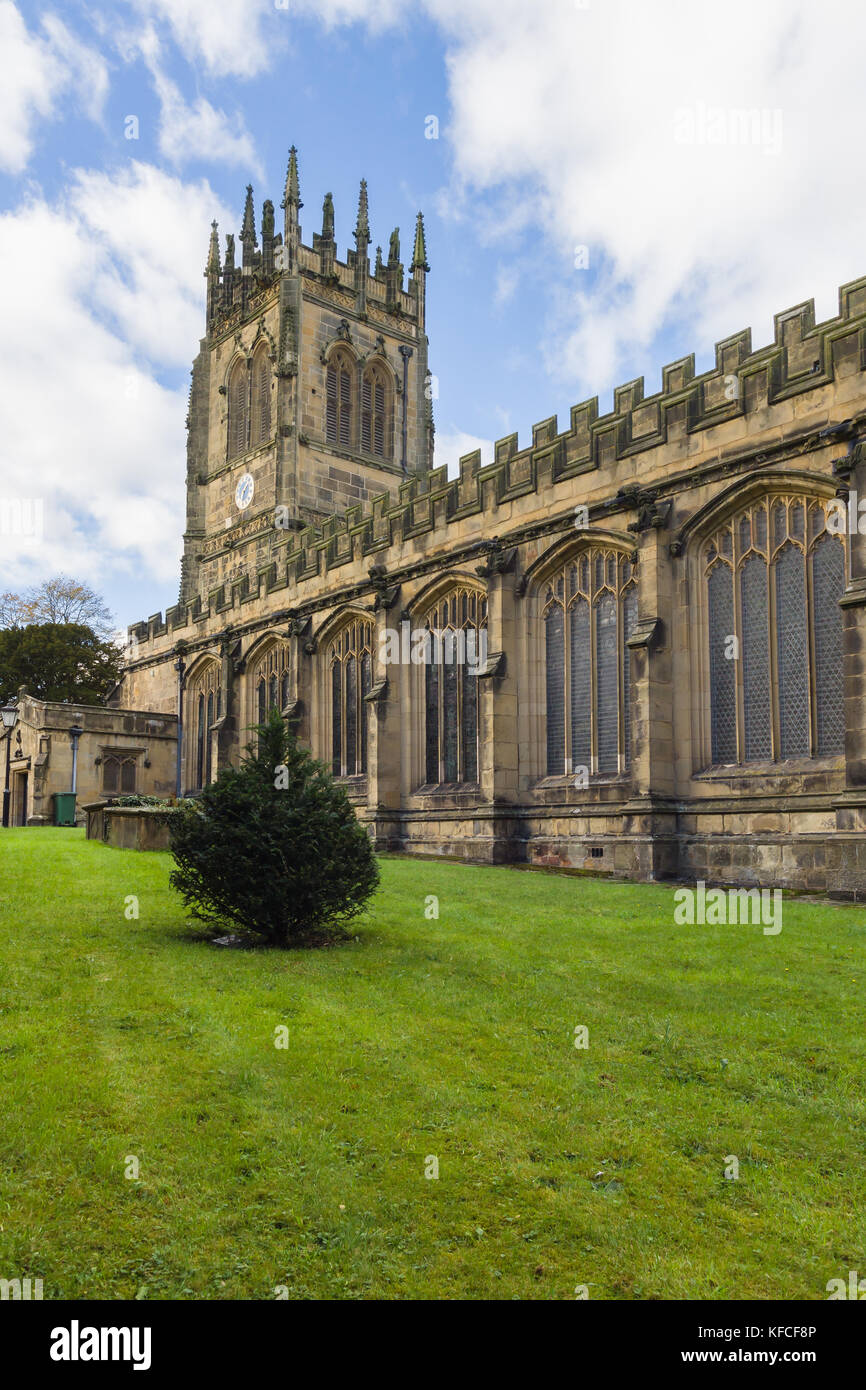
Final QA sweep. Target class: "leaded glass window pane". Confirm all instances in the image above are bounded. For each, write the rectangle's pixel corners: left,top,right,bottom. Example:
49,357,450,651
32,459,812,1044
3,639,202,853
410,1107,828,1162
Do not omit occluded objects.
812,535,845,755
205,692,214,784
775,543,810,757
462,664,478,782
622,586,637,769
595,592,618,773
360,651,371,774
425,659,439,783
740,553,772,760
708,563,736,762
443,656,458,782
345,656,357,776
331,662,341,775
545,605,565,775
569,599,591,772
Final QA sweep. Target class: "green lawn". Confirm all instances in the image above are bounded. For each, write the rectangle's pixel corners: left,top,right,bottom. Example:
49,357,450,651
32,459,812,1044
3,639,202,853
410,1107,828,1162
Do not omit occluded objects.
0,828,864,1300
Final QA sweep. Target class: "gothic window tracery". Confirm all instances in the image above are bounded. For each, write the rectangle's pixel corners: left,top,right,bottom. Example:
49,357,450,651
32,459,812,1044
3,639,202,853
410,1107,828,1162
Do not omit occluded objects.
251,643,291,730
704,494,845,765
543,550,637,777
187,662,221,791
423,587,487,786
102,753,139,795
328,618,373,777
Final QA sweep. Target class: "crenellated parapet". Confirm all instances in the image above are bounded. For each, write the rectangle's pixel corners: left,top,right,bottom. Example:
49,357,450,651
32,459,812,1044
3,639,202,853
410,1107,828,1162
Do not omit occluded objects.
131,273,866,644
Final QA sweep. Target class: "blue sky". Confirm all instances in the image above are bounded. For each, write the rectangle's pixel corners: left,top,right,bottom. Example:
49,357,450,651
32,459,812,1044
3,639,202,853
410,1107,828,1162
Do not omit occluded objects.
2,0,866,630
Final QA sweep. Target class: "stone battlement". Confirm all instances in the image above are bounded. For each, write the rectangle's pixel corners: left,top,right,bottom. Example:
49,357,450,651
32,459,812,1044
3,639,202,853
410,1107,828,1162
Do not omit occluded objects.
130,274,866,643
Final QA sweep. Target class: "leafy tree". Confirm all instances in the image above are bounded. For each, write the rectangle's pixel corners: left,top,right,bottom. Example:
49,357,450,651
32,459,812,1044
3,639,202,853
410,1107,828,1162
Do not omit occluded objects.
167,710,379,946
0,575,115,637
0,623,122,704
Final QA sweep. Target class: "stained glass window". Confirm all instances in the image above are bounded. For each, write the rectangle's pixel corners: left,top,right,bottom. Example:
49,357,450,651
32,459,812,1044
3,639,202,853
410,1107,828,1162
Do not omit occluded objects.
708,563,737,763
250,642,291,751
329,619,374,777
812,533,845,755
423,587,487,785
187,661,220,791
705,495,845,765
543,549,636,777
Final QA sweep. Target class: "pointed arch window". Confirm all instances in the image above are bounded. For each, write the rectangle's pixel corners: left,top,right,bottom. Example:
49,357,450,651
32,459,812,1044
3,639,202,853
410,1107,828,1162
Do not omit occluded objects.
361,361,392,459
187,662,220,792
102,753,140,795
423,587,487,786
249,344,272,448
328,619,373,777
704,495,845,765
543,550,637,778
326,349,354,449
228,358,248,460
251,642,291,740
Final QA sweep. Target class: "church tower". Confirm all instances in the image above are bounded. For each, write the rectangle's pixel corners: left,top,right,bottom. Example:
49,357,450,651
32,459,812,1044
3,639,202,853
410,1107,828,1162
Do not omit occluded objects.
180,148,433,606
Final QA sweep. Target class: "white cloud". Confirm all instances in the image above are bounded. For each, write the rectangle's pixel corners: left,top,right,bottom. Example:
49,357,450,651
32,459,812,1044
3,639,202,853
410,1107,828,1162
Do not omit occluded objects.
247,0,866,401
434,428,495,478
121,0,277,78
494,263,519,307
0,166,234,601
0,2,109,174
153,72,262,174
424,0,866,397
118,25,262,174
68,161,232,367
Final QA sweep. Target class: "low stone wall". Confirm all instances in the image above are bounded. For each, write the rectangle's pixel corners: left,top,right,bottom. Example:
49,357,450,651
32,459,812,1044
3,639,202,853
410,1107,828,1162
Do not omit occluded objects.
366,805,866,899
83,801,176,852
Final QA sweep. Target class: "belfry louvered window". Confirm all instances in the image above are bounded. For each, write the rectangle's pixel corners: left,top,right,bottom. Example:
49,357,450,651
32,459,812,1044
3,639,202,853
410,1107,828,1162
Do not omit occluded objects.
361,363,391,459
329,619,373,777
249,345,271,448
424,588,487,785
326,350,353,449
543,551,637,778
705,495,845,765
228,359,248,460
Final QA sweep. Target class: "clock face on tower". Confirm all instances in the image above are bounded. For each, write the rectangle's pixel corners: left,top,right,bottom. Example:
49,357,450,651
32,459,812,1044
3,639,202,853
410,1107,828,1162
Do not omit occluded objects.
235,473,254,511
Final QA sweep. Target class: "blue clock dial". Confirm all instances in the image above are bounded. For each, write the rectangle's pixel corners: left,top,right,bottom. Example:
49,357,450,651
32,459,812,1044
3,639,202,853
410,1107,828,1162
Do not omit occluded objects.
235,473,254,510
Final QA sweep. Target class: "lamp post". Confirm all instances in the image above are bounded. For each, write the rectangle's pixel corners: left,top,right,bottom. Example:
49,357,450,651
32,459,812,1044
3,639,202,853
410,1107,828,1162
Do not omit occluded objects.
1,699,19,828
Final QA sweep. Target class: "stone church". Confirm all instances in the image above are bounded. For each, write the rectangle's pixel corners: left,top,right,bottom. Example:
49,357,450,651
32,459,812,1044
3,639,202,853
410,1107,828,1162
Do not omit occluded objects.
116,148,866,897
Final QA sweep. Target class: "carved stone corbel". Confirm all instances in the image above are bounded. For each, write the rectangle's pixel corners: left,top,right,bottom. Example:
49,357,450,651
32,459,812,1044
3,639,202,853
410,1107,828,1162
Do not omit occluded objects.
626,617,662,651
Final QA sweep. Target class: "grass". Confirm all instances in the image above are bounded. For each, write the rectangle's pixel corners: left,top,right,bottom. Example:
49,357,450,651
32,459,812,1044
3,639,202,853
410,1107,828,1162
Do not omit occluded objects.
1,827,865,1300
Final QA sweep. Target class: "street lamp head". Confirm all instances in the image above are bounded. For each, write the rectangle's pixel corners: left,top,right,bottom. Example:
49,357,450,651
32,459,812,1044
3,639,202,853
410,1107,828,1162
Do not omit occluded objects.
1,700,19,732
69,724,84,738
